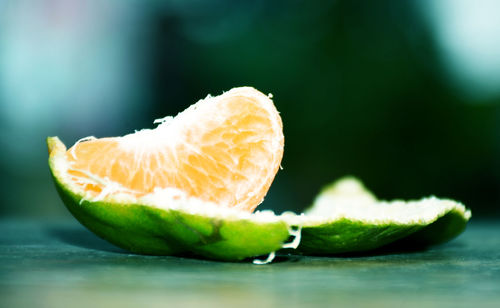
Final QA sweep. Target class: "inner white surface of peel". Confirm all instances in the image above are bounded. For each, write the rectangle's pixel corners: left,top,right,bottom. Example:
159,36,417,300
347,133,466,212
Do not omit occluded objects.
301,177,471,226
301,196,470,226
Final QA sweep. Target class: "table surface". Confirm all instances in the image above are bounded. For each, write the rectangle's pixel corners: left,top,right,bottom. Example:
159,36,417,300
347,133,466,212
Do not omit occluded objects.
1,218,499,308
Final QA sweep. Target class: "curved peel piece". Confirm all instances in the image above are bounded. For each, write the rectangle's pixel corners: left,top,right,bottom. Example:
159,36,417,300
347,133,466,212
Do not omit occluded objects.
295,177,471,255
48,137,290,261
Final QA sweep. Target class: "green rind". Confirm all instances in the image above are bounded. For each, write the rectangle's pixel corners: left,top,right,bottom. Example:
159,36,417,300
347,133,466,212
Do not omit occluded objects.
394,209,469,246
48,137,290,261
295,219,423,255
153,210,290,261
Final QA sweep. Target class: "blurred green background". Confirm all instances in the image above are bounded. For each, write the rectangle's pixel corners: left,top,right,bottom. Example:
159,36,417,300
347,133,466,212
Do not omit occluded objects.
1,0,499,218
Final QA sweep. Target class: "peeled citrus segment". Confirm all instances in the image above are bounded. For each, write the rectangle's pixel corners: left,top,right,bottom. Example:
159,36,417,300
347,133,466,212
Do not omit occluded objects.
293,177,471,255
48,137,290,261
64,86,284,213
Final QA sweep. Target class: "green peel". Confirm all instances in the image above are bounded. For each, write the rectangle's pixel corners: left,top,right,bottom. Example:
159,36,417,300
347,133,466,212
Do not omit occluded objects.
294,177,471,255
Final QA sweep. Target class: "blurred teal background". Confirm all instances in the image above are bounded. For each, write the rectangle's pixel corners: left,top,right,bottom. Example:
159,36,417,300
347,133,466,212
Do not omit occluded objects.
1,0,499,218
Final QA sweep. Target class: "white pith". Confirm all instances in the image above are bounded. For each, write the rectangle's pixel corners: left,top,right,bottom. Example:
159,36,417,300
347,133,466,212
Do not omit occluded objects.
301,177,471,226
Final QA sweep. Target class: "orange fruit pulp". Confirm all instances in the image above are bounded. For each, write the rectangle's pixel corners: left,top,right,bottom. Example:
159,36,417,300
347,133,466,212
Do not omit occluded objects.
64,87,284,212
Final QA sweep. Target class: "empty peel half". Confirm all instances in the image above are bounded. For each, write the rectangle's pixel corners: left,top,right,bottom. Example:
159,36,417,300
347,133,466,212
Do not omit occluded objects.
294,177,471,255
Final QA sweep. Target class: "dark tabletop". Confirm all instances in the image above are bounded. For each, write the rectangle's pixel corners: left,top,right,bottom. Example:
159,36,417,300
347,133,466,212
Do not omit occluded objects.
0,218,499,308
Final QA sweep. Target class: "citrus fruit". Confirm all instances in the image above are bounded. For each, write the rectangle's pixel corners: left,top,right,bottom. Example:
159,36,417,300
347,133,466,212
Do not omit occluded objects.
48,87,291,261
47,86,471,262
293,177,471,255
